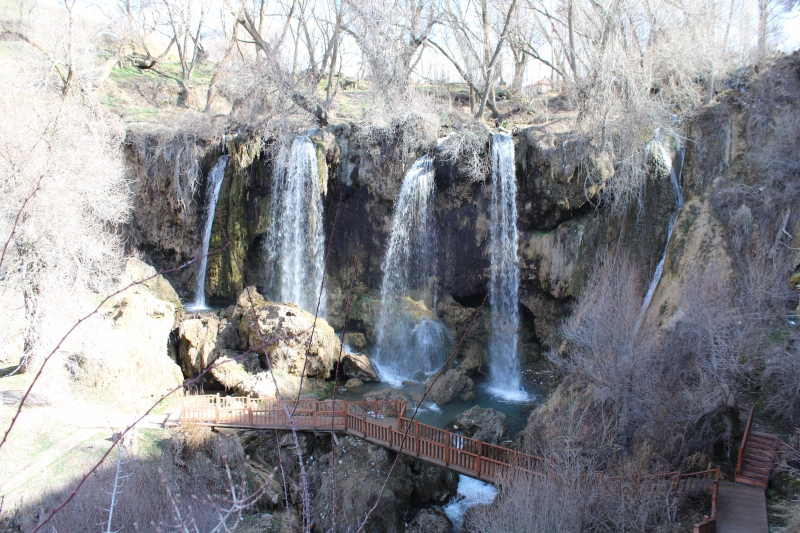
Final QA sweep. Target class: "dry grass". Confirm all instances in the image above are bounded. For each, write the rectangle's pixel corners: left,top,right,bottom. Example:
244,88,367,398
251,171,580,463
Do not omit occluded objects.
464,462,681,533
2,426,253,532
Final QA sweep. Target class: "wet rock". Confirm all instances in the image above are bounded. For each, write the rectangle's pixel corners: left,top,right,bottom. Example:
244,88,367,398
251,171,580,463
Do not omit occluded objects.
342,352,379,381
345,377,364,388
406,458,459,503
343,332,368,351
237,287,341,379
364,388,409,402
427,369,474,405
515,128,610,230
453,406,508,443
436,298,489,374
405,506,451,533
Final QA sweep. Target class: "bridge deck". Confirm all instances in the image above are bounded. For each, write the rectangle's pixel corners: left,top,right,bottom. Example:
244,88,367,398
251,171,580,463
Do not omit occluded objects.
177,395,725,530
715,481,768,533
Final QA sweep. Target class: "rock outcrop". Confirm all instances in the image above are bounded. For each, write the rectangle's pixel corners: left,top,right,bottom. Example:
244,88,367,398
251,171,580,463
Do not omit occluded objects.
341,352,379,381
177,314,220,377
454,406,508,443
426,370,475,405
76,259,184,404
236,287,341,380
405,507,452,533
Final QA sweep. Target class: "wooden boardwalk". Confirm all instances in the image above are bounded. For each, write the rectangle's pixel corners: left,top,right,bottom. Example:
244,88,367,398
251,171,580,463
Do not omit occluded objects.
177,395,727,531
715,481,768,533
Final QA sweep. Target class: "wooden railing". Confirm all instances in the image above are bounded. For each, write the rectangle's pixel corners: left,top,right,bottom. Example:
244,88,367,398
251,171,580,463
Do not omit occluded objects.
178,391,722,527
179,395,544,482
736,406,755,477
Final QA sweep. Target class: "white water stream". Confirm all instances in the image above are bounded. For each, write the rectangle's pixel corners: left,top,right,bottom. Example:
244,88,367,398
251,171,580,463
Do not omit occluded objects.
265,136,327,315
443,475,499,531
487,134,523,399
190,155,229,310
373,156,451,385
634,140,685,333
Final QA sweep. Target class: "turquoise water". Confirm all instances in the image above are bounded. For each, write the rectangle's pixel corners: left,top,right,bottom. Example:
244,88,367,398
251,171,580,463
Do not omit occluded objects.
327,368,551,438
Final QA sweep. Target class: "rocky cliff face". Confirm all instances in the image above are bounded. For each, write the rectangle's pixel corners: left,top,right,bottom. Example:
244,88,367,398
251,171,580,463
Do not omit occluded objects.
124,110,683,371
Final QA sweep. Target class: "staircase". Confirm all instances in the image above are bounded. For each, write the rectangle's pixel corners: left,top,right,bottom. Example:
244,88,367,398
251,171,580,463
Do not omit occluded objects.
735,407,780,488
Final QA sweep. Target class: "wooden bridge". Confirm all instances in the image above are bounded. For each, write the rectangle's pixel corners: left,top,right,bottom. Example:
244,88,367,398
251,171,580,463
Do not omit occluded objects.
176,395,780,533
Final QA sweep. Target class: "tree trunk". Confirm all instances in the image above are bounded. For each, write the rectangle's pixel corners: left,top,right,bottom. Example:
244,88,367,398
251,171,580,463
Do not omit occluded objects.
758,0,768,59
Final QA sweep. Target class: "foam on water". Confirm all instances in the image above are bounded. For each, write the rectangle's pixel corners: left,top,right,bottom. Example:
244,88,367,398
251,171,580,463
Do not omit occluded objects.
443,475,499,531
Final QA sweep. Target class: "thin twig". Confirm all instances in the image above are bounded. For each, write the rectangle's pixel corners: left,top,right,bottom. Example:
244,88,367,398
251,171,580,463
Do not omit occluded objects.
0,175,44,275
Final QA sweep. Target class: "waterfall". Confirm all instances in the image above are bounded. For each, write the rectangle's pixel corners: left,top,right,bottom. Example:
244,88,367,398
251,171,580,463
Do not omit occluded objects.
265,136,327,315
634,140,685,333
488,134,523,398
190,155,229,310
373,156,451,385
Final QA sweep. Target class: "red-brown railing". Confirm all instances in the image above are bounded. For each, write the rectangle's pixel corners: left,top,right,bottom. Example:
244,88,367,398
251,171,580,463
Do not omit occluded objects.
179,395,544,482
178,389,722,526
736,406,755,478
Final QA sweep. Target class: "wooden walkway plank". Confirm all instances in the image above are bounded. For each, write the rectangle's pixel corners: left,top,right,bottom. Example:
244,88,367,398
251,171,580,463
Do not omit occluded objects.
715,481,768,533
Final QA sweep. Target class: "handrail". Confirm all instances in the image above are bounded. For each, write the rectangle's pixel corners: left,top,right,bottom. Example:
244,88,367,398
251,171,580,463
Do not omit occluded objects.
177,389,724,523
737,407,755,476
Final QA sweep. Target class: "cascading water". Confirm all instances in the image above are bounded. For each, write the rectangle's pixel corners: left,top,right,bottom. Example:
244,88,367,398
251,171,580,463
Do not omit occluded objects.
634,139,685,333
373,156,452,385
190,155,229,310
487,134,523,399
443,475,498,532
264,136,326,315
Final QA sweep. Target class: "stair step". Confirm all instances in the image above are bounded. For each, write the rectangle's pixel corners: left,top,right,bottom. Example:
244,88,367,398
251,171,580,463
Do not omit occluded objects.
746,440,777,450
743,453,774,463
735,472,767,482
742,463,772,473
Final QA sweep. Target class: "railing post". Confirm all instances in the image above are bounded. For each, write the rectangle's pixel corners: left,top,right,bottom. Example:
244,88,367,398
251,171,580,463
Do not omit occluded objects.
477,441,482,477
343,400,348,430
313,399,317,427
247,396,253,426
446,430,451,466
215,393,220,424
415,420,420,455
394,398,398,417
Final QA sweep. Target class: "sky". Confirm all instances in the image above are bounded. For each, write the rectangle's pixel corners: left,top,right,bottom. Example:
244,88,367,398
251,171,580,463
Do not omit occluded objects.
779,6,800,52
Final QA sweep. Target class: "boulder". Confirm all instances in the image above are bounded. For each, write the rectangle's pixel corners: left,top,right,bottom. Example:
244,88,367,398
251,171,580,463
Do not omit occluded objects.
210,353,326,399
117,257,182,309
344,378,364,388
405,507,452,533
342,352,379,381
364,388,410,402
453,406,508,443
427,369,474,405
436,298,489,374
236,287,341,379
406,459,459,504
177,314,220,377
343,332,368,351
86,289,184,403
